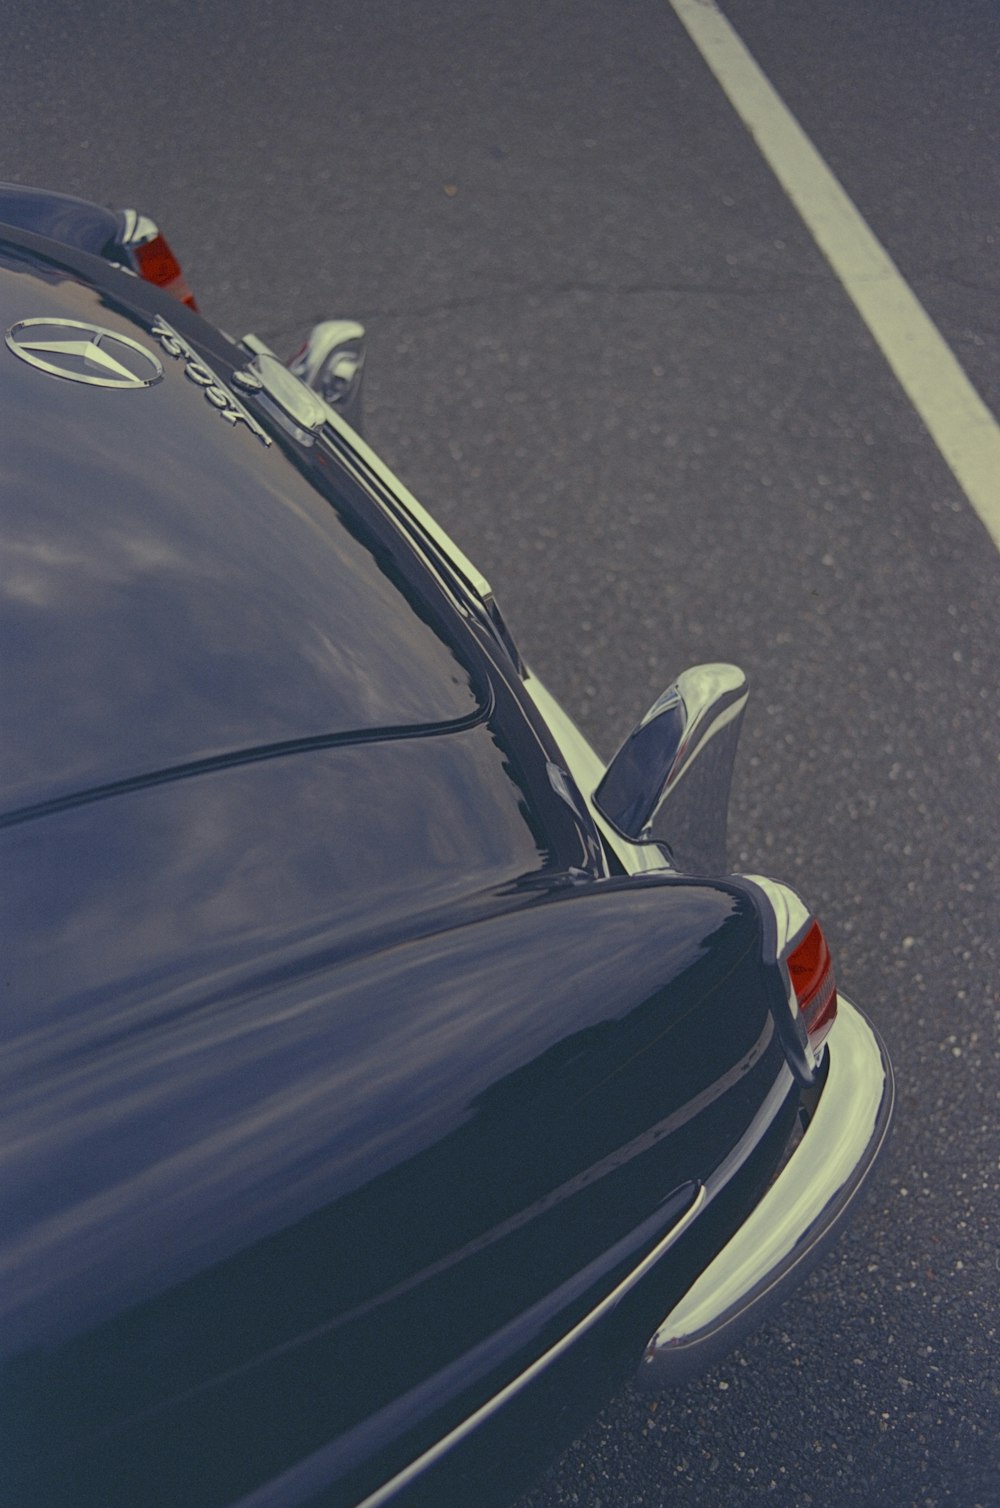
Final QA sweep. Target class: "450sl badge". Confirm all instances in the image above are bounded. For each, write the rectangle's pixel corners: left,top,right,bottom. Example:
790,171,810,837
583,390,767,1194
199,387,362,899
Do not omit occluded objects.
150,314,271,446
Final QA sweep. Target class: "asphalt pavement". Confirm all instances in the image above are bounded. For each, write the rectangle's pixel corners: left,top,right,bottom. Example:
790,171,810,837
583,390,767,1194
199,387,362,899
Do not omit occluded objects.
3,2,997,1505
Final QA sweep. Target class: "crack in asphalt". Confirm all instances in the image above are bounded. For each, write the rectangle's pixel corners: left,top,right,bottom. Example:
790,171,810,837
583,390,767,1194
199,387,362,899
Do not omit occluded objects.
260,271,831,342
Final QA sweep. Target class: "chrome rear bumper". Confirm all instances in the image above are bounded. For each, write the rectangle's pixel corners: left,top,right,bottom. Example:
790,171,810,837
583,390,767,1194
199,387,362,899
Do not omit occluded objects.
639,993,893,1386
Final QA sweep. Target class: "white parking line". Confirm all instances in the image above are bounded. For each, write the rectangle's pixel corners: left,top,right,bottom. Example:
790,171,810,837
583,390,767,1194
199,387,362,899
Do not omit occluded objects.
667,0,1000,552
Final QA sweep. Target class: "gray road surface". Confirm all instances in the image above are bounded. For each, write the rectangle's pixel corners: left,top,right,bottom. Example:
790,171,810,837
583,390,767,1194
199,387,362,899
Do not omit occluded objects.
3,3,997,1505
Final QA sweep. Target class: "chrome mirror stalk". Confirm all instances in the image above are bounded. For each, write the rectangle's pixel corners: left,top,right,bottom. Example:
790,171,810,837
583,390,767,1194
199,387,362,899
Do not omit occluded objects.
287,320,366,431
594,663,748,874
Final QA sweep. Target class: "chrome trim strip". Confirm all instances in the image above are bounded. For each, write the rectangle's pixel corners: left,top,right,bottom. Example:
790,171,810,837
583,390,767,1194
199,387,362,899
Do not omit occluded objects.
321,406,494,604
350,1185,704,1508
521,670,671,876
740,873,810,957
235,357,492,605
640,994,893,1384
738,872,822,1076
229,1186,705,1508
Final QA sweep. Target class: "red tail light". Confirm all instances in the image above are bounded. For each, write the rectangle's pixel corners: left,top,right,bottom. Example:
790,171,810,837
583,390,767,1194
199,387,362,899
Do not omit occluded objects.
785,918,837,1051
132,231,198,310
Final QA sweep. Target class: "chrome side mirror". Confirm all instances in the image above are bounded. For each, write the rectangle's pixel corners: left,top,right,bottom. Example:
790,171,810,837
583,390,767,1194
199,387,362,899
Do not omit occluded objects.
287,320,367,432
594,664,748,874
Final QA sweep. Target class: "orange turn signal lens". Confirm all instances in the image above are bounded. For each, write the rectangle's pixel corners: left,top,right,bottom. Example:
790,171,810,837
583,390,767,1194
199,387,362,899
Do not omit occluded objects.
786,918,837,1050
133,234,198,310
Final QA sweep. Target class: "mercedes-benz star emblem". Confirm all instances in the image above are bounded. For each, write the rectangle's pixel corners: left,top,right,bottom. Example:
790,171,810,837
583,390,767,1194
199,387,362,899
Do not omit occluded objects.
5,318,164,389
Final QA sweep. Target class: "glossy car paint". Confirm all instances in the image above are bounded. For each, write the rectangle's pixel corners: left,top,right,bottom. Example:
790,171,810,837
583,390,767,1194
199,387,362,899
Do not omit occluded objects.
0,183,122,259
0,206,887,1508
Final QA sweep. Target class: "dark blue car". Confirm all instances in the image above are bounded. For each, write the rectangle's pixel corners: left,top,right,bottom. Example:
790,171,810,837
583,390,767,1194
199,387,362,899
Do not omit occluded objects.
0,187,892,1508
